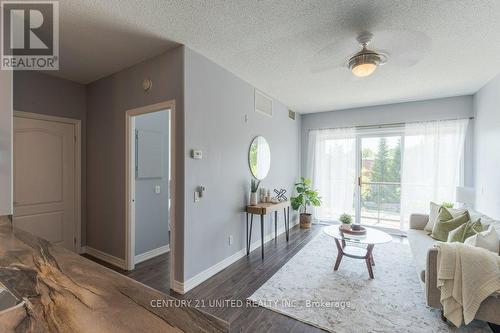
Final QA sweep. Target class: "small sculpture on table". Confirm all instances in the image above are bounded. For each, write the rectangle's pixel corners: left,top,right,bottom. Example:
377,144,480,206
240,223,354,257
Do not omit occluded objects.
273,188,287,202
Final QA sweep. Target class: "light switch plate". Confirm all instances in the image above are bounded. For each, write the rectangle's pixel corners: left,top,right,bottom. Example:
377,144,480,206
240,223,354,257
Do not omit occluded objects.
194,191,200,202
155,185,161,194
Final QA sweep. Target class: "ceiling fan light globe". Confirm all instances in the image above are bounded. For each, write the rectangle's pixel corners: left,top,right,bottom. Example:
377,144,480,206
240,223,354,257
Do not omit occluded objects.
352,63,377,77
347,48,382,78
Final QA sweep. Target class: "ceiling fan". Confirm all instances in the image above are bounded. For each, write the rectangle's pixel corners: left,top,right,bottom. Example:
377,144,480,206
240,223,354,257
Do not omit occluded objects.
311,30,431,78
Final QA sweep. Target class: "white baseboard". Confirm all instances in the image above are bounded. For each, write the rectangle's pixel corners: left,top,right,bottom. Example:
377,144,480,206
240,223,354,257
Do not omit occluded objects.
178,216,298,294
135,244,170,264
83,246,127,270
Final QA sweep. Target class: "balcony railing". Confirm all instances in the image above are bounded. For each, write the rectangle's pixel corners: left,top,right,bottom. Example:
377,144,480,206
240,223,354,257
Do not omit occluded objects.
360,181,401,229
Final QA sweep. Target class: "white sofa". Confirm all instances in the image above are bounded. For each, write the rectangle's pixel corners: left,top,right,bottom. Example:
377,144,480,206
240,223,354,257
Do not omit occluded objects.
407,211,500,325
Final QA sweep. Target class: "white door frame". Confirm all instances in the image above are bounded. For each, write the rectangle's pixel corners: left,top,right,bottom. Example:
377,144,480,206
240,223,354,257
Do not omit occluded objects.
13,110,82,252
125,101,176,288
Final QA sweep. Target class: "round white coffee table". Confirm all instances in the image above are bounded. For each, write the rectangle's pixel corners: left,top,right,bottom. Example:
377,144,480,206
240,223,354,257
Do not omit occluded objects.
323,225,392,279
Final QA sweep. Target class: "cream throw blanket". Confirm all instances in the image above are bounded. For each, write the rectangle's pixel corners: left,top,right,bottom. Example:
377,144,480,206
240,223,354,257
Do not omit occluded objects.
435,242,500,327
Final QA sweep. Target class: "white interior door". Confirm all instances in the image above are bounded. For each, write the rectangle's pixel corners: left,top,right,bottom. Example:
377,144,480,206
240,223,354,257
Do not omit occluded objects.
13,116,76,251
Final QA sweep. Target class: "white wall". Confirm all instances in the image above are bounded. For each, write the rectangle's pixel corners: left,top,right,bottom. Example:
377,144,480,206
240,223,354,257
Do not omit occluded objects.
301,96,475,186
0,70,12,216
183,48,301,281
473,73,500,219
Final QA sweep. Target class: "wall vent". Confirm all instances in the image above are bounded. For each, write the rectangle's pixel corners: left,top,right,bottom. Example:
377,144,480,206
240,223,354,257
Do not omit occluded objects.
288,110,296,120
255,90,273,117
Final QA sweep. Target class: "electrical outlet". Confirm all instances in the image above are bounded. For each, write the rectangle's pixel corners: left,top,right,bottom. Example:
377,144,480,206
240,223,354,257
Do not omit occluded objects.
228,235,233,245
155,185,161,194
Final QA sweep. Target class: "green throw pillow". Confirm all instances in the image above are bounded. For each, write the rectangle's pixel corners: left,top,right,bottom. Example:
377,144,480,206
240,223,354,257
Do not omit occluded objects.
431,207,470,241
447,218,483,243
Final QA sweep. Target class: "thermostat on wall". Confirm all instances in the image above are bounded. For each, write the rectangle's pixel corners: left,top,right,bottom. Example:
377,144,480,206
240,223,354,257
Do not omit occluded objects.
191,149,202,160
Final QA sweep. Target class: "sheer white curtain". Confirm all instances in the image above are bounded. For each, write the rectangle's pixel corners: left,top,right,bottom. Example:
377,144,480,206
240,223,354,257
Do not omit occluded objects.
400,119,469,226
307,127,356,221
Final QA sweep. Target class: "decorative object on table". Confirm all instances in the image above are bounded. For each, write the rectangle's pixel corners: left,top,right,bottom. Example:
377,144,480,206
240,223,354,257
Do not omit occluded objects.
290,177,321,229
455,186,475,208
248,136,271,180
351,223,362,231
442,201,454,209
273,188,287,201
267,189,271,202
339,213,352,224
261,187,268,202
339,223,367,235
250,179,260,206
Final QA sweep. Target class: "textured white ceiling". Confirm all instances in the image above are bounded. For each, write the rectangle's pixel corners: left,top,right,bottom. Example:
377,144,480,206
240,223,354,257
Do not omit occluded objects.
53,0,500,113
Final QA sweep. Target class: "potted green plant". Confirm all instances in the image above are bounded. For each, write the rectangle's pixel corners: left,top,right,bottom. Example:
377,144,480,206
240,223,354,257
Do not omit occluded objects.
291,177,321,229
339,213,352,224
442,202,454,209
250,179,260,205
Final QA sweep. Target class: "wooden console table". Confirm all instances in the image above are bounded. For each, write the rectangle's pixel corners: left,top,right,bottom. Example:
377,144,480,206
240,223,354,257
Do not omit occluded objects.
246,201,290,260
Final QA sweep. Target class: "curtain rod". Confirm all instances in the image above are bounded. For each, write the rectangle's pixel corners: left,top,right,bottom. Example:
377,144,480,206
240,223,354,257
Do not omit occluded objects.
308,117,474,132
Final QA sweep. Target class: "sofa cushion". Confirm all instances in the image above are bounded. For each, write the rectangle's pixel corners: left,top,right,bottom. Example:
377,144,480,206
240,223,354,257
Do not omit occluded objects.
407,228,437,283
446,218,483,243
464,225,500,254
431,208,470,241
424,202,441,232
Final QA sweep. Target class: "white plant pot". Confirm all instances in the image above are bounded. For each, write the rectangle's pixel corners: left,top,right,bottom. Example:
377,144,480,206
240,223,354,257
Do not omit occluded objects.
250,192,258,206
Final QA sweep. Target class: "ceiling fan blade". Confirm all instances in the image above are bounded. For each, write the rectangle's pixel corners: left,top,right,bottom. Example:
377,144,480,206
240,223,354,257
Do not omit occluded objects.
311,30,432,73
309,35,359,72
369,30,432,67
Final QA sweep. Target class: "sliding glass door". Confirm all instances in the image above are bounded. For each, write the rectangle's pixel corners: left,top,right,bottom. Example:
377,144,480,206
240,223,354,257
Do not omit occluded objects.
356,134,404,231
309,119,468,233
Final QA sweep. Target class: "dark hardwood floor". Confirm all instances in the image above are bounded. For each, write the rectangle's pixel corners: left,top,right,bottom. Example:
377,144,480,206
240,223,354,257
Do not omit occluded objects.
84,224,327,332
83,226,497,333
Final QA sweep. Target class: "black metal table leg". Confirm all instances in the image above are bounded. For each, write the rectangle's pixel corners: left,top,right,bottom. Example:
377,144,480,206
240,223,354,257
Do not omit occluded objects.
260,214,264,259
283,208,286,237
247,214,253,255
286,206,290,241
274,211,277,240
246,213,249,254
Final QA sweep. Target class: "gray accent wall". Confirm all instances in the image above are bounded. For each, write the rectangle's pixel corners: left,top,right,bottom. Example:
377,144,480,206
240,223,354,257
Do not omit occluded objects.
183,48,301,281
86,46,184,281
301,96,475,186
13,71,87,241
134,110,170,255
473,73,500,219
0,70,12,216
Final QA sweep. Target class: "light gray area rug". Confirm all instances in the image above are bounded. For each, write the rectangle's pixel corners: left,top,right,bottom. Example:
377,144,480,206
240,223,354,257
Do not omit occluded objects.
248,230,491,333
